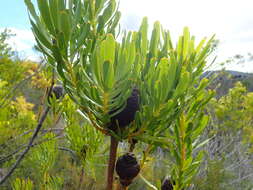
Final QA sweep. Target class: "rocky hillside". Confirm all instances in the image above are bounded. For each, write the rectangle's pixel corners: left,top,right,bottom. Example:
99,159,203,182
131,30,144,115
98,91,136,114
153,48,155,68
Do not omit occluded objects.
203,70,253,97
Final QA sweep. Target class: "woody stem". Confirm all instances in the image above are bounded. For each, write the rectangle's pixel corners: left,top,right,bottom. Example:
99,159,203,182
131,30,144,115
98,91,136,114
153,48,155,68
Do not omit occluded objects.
106,136,119,190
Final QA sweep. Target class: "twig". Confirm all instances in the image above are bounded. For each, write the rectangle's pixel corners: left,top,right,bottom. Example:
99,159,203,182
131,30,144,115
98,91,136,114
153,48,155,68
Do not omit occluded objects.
0,128,64,148
0,135,64,164
0,106,50,185
0,147,22,165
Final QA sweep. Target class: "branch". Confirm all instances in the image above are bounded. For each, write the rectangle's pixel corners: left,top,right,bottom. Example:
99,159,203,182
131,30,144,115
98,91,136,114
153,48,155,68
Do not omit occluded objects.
0,70,54,185
0,106,50,185
0,134,64,164
0,128,64,149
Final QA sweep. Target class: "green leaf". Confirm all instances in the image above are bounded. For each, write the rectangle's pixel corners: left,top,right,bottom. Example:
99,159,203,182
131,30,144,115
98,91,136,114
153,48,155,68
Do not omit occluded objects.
167,61,177,96
30,19,52,50
149,21,160,58
139,17,148,56
97,16,106,34
50,0,60,30
195,37,207,53
37,0,55,35
108,11,121,33
24,0,40,22
104,34,116,64
174,71,190,97
101,0,116,24
183,27,190,59
193,138,210,150
103,60,114,89
60,9,71,45
75,24,90,52
192,115,209,139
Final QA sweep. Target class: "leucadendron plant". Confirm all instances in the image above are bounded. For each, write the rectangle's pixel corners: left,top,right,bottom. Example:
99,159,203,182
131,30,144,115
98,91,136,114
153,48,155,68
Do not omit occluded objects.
25,0,215,189
131,19,215,190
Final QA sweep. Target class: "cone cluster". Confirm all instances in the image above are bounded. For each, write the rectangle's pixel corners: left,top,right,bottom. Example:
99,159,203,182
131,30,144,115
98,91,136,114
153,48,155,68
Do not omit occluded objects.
51,85,64,99
109,88,139,131
115,153,140,186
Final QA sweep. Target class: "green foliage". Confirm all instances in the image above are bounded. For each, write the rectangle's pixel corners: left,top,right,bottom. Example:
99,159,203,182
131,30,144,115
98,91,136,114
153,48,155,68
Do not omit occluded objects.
24,0,120,64
29,133,58,176
1,6,252,189
11,178,33,190
193,159,235,190
0,29,15,58
41,173,64,190
0,30,57,189
194,81,253,190
63,96,104,166
24,0,216,189
0,96,36,151
133,23,214,190
209,82,253,148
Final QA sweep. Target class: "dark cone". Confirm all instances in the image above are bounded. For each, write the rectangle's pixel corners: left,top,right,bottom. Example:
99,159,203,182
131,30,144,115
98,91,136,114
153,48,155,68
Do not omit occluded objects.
116,153,140,186
109,88,139,131
161,178,174,190
51,85,65,99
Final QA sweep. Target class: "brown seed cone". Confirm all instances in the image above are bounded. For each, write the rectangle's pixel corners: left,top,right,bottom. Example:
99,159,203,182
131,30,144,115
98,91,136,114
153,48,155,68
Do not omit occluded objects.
109,88,139,132
161,178,174,190
51,85,65,99
116,153,140,186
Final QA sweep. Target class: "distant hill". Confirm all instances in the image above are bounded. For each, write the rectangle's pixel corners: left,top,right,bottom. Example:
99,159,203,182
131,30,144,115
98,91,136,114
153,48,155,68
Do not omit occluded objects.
202,70,253,97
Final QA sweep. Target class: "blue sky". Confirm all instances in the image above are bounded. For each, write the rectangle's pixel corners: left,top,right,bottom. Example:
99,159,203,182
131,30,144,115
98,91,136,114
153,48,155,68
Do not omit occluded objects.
0,1,30,30
1,0,253,72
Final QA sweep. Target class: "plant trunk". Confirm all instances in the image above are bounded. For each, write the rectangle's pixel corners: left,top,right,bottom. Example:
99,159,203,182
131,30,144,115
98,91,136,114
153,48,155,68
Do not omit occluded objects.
106,136,118,190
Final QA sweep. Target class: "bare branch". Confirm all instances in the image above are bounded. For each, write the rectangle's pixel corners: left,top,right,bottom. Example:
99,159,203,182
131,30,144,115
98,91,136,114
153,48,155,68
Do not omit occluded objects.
0,134,64,164
0,106,50,185
0,70,55,185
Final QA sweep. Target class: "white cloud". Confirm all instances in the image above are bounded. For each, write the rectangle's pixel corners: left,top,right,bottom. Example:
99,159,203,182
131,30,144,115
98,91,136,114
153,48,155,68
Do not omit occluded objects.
2,28,35,51
0,27,41,61
1,1,253,71
119,0,253,72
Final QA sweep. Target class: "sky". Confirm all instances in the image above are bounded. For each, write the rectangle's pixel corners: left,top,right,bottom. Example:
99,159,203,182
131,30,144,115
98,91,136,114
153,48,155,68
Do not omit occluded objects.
1,0,253,72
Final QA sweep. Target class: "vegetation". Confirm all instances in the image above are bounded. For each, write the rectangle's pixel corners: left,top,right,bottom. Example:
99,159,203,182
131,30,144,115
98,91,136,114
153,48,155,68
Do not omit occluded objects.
0,0,252,190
